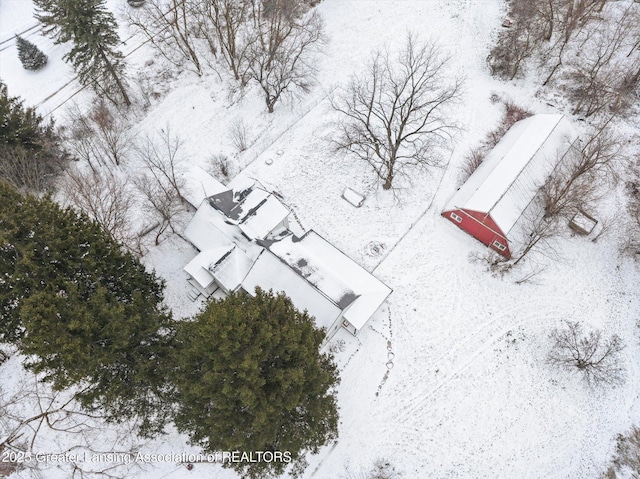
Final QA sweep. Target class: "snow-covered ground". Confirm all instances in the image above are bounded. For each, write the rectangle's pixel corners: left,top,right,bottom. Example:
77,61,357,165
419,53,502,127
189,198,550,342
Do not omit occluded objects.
1,0,639,478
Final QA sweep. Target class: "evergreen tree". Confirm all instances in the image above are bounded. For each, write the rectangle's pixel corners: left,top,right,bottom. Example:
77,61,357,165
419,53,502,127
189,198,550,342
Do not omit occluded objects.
34,0,131,106
0,81,65,191
15,35,48,70
172,288,339,478
0,182,172,435
0,81,50,149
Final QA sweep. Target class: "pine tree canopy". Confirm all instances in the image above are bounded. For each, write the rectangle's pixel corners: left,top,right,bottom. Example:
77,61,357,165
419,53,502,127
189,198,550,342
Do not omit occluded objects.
0,81,50,150
0,82,65,191
34,0,130,105
172,288,340,478
15,35,48,71
0,182,173,435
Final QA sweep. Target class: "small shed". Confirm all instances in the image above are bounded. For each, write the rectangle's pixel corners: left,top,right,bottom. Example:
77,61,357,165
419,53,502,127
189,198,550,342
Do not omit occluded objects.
342,187,365,207
569,210,598,235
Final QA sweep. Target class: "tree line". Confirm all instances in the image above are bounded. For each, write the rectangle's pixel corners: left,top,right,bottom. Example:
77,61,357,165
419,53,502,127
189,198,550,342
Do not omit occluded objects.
30,0,328,114
127,0,326,112
488,0,640,117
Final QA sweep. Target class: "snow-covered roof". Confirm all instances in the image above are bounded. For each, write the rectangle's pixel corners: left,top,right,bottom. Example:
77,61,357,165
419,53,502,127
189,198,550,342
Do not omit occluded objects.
241,250,343,330
239,195,290,240
446,114,578,235
184,245,234,289
181,164,227,209
208,184,289,239
211,246,255,291
183,190,390,331
183,200,263,268
267,231,392,330
184,247,233,289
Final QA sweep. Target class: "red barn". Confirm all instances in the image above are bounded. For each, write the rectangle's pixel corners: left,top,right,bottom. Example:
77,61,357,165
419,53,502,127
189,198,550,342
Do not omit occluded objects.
442,114,578,258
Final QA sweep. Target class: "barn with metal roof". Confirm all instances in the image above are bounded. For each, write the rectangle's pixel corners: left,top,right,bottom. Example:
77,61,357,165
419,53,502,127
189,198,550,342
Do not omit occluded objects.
442,114,578,258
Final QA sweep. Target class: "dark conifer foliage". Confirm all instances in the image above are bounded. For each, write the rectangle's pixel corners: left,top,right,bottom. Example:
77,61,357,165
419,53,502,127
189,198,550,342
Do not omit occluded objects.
34,0,131,106
172,288,340,478
15,35,48,70
0,182,172,435
0,81,65,191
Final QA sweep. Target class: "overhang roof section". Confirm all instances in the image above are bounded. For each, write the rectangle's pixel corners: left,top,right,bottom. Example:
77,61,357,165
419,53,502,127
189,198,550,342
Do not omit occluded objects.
445,114,578,234
181,164,227,209
184,247,233,289
268,231,392,330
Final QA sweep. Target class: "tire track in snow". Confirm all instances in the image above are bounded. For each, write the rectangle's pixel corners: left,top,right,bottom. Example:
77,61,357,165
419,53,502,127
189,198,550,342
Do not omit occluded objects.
388,312,511,421
386,283,554,426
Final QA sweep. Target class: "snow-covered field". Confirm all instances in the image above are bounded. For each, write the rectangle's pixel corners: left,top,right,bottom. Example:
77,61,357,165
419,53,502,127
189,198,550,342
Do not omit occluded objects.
1,0,639,478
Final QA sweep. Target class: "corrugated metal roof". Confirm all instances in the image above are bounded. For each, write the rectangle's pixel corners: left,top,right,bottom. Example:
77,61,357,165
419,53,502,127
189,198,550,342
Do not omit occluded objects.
445,114,578,235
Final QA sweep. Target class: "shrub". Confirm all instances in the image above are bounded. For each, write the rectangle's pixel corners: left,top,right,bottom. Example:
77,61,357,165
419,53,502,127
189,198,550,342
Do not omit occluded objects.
16,35,48,71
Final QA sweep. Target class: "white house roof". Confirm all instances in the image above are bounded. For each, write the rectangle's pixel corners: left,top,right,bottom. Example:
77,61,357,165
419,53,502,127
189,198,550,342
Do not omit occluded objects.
239,195,290,240
212,246,255,291
183,200,263,265
208,185,290,240
183,187,391,333
445,114,578,235
184,247,233,289
267,231,392,330
181,164,227,209
241,250,343,331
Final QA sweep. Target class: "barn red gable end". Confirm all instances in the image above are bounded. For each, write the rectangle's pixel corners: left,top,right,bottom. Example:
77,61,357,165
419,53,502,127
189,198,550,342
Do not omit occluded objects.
442,208,511,258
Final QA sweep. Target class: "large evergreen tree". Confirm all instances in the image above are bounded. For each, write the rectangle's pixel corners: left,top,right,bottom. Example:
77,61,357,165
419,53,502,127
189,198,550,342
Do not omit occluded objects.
173,288,339,478
0,182,172,435
0,81,65,191
34,0,131,106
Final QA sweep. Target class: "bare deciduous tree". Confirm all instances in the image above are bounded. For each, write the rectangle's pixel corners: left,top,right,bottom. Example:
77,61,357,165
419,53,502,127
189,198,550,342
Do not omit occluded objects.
61,167,139,251
245,0,326,113
88,102,133,166
133,172,185,246
127,0,204,75
64,102,133,171
540,0,608,85
332,34,462,190
64,105,100,173
565,4,639,117
548,320,625,386
488,7,543,80
511,201,564,267
0,365,143,479
542,123,623,219
195,0,252,82
135,126,187,205
0,145,49,193
133,127,189,245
